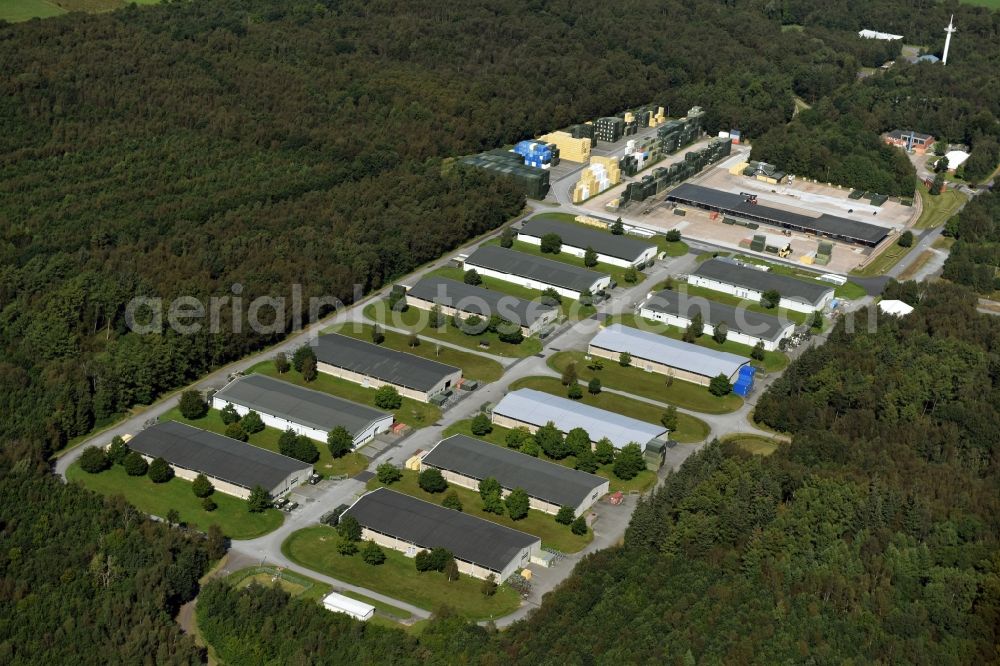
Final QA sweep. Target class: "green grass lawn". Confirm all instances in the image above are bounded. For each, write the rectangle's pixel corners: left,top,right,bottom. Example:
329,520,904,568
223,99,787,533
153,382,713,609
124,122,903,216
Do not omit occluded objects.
67,462,284,540
507,376,710,443
226,566,331,603
617,313,789,373
363,302,542,359
933,236,956,251
679,283,811,325
734,254,866,300
282,527,523,620
247,362,441,428
367,470,592,553
914,182,966,229
547,350,742,414
326,322,504,383
442,419,658,493
160,406,368,479
721,434,780,456
0,0,65,21
851,241,915,278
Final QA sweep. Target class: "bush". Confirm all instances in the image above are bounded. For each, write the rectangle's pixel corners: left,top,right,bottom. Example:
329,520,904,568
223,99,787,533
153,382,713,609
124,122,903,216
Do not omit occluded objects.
374,386,402,410
481,574,498,596
594,438,616,465
521,437,541,457
241,411,264,434
499,227,515,248
337,538,359,556
301,354,317,382
225,421,248,442
587,377,602,395
106,436,129,465
583,246,598,267
247,485,271,513
202,497,217,512
442,491,463,512
148,457,173,483
416,547,454,573
470,413,493,435
179,390,208,420
273,352,290,374
661,406,678,431
79,446,110,474
192,473,214,498
327,426,353,459
567,384,583,400
539,233,562,254
709,373,732,396
712,322,728,344
505,488,530,520
665,229,682,242
292,345,315,372
619,351,631,367
497,325,524,344
560,362,578,386
541,287,562,306
505,427,529,449
220,403,240,425
571,516,588,535
612,443,645,480
123,451,148,476
574,447,599,473
464,268,482,285
751,341,766,361
611,218,624,235
361,540,386,565
898,230,914,247
418,468,448,493
555,506,575,525
443,559,460,581
376,463,402,485
760,289,781,309
337,515,361,542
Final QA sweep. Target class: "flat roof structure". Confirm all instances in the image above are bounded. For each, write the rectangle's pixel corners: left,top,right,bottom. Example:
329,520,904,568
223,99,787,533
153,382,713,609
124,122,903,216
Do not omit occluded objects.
314,333,460,393
692,259,835,309
128,421,311,491
590,324,748,379
406,276,556,328
342,488,539,573
422,435,607,509
666,183,889,246
492,388,666,449
213,374,390,438
464,245,607,294
642,289,791,342
322,592,375,621
886,129,933,142
518,218,656,262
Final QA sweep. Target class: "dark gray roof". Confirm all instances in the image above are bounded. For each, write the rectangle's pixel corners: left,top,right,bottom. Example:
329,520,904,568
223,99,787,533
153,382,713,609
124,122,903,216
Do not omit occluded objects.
642,289,793,342
667,183,888,245
407,276,556,328
314,334,460,392
465,245,607,293
692,259,834,307
519,217,656,262
342,488,539,572
887,129,933,141
129,421,311,491
422,435,607,508
214,374,390,437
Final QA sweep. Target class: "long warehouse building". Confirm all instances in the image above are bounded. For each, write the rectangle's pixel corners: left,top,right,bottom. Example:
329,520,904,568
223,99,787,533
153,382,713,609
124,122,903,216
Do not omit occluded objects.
420,435,609,517
126,421,313,499
517,217,658,268
666,183,889,247
342,488,541,582
640,289,795,351
588,323,750,386
690,258,835,314
405,276,559,336
491,388,667,451
463,245,611,300
314,333,462,403
212,374,393,449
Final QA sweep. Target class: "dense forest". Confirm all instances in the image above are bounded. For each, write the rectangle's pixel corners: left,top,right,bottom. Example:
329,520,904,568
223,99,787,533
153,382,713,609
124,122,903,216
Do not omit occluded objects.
942,189,1000,293
0,458,213,664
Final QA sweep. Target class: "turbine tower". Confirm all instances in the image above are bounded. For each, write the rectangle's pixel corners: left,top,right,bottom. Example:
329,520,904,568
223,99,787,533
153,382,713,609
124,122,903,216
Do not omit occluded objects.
943,14,957,66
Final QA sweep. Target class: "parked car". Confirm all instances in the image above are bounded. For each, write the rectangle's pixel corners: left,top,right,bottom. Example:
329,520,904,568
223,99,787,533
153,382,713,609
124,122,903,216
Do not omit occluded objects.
283,501,299,512
273,497,288,509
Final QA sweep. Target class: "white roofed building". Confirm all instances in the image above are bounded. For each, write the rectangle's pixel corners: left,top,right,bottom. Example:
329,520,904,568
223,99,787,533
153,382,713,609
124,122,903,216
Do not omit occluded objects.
322,592,375,621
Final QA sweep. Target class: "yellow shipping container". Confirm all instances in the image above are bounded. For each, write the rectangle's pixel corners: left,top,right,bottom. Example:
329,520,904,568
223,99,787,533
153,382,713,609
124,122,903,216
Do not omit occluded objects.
575,215,606,227
729,161,749,176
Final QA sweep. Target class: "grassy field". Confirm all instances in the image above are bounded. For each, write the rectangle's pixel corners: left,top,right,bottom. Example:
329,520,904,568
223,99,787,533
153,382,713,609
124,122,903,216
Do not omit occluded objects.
431,266,594,319
247,362,441,429
548,350,742,414
227,566,331,603
282,527,523,620
0,0,161,22
507,376,710,443
722,434,780,456
363,302,542,359
733,254,865,300
160,406,368,479
67,462,284,539
897,249,936,281
617,313,789,373
914,183,966,229
442,419,658,493
851,241,915,278
327,322,504,383
933,236,956,251
367,470,592,553
960,0,1000,9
